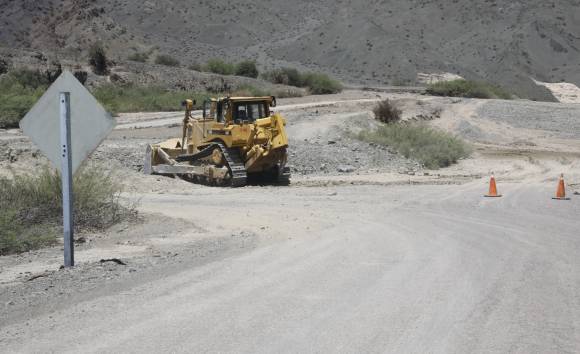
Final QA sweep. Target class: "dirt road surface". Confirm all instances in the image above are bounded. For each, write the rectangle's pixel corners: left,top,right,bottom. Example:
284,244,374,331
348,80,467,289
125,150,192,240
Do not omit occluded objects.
1,91,579,352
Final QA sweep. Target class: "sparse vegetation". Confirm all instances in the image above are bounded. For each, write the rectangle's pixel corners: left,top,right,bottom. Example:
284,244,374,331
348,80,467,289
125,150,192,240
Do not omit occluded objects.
204,59,236,75
88,42,109,75
155,54,180,67
262,68,342,94
73,70,88,85
358,124,471,169
188,62,202,71
231,84,304,98
0,69,49,128
0,66,302,127
373,99,402,124
301,73,342,94
92,84,206,113
128,52,149,62
0,57,11,75
231,84,268,97
235,60,259,78
426,79,512,99
0,166,132,255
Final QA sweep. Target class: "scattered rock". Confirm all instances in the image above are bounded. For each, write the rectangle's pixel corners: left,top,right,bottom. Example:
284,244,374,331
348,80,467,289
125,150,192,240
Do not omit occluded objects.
337,165,355,173
99,258,127,265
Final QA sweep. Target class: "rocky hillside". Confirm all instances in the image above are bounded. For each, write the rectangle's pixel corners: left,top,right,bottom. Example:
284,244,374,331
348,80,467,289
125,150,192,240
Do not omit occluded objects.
1,0,579,100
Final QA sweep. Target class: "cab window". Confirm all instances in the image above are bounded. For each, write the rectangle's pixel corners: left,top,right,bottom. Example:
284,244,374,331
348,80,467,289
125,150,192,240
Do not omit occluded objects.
233,102,269,122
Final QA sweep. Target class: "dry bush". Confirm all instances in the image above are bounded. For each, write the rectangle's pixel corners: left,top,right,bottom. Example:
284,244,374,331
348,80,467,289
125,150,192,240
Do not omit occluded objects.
155,54,180,67
373,99,402,124
0,166,135,255
89,42,109,75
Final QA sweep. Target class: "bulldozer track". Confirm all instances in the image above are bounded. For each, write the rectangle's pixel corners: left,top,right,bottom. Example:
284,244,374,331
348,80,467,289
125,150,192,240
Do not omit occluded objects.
215,142,247,187
175,142,247,187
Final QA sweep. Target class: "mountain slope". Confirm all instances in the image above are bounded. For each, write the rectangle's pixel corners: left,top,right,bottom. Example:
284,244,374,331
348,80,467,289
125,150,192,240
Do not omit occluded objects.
1,0,579,100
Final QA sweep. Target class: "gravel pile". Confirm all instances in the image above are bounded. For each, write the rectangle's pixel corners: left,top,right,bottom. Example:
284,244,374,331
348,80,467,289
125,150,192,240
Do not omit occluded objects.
288,136,419,175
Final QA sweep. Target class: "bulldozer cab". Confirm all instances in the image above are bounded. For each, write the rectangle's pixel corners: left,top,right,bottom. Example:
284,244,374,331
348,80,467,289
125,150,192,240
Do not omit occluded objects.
202,97,277,124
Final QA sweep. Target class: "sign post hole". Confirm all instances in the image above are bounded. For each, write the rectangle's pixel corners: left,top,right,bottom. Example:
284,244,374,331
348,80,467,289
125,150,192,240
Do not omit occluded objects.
60,92,74,267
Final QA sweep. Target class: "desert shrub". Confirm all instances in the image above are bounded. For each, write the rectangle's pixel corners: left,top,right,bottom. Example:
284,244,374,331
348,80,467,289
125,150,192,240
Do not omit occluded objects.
262,67,303,87
301,72,342,94
92,84,205,113
188,62,202,71
45,60,63,83
272,87,305,98
7,68,51,88
89,42,109,75
228,83,304,98
73,70,88,85
261,68,289,85
204,59,236,75
282,68,303,87
426,79,511,99
0,166,132,255
0,70,47,128
128,52,149,62
373,99,402,124
262,68,341,94
155,54,180,67
0,57,10,75
235,60,259,78
358,124,471,169
231,84,267,97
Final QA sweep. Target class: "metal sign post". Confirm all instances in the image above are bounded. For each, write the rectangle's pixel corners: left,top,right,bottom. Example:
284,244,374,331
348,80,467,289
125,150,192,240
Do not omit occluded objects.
20,71,115,267
60,92,74,267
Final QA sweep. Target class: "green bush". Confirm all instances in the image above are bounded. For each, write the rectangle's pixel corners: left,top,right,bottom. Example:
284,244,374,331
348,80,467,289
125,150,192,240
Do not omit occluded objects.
373,99,401,124
0,71,47,128
261,68,304,87
92,84,205,113
302,72,342,94
155,54,180,67
358,124,471,169
89,42,109,75
426,79,512,99
235,60,259,78
261,68,288,85
204,59,236,75
128,52,149,62
6,68,51,88
0,166,131,255
262,68,342,94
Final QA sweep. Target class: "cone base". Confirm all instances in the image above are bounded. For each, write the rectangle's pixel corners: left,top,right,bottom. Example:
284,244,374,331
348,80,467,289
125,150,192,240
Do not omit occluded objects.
484,195,502,198
552,197,571,200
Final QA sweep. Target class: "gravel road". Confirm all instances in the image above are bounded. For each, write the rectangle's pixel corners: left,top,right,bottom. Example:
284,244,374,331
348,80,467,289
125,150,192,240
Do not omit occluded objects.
1,182,579,353
1,91,580,353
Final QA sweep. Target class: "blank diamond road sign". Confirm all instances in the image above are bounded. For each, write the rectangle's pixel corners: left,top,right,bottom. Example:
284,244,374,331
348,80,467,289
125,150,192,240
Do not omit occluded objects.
20,71,116,174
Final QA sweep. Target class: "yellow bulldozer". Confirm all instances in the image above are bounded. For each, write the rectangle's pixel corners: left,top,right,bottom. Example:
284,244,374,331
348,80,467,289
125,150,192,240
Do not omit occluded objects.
144,96,290,187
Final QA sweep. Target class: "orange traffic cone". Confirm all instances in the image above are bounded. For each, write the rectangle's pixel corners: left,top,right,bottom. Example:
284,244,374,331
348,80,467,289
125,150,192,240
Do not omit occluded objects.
553,173,570,200
484,173,502,198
